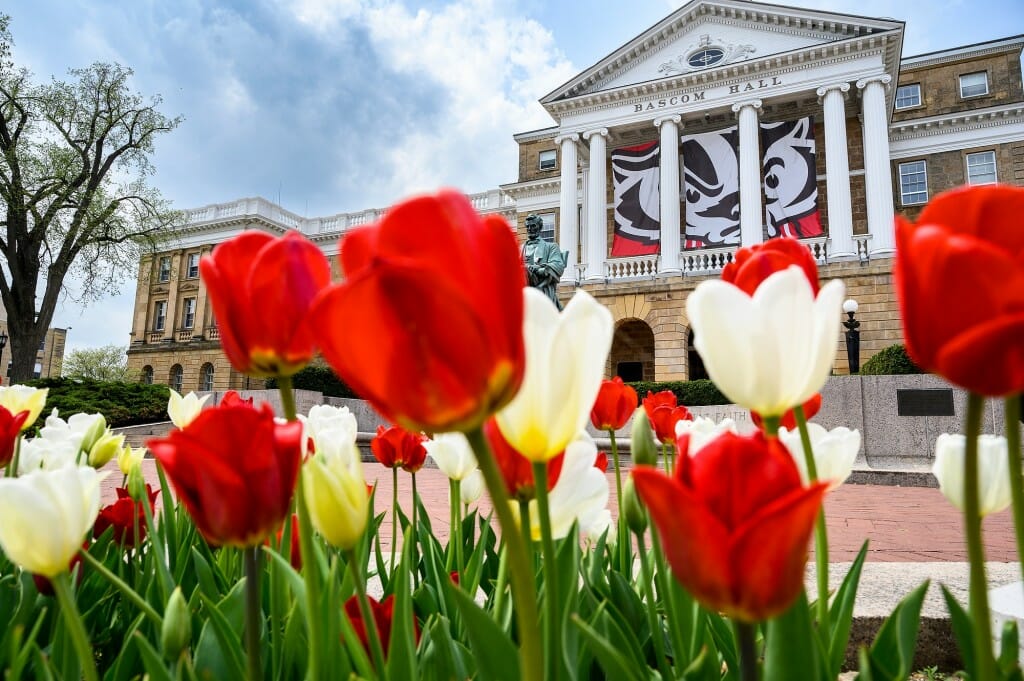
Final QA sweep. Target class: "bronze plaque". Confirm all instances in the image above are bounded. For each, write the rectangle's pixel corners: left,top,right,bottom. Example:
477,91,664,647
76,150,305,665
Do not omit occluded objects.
896,389,955,417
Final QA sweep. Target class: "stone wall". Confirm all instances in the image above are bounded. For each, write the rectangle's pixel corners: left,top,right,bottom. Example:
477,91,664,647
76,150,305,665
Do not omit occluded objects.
893,51,1024,123
518,137,561,183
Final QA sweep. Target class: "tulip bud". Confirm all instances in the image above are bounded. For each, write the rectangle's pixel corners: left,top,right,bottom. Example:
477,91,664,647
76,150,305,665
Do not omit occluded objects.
117,445,146,476
127,462,147,502
460,469,484,504
302,455,369,550
78,414,108,454
161,587,192,661
622,476,647,535
88,432,125,468
630,409,658,466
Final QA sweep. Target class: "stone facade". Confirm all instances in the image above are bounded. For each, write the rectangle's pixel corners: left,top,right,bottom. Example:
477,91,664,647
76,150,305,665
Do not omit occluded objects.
0,324,67,383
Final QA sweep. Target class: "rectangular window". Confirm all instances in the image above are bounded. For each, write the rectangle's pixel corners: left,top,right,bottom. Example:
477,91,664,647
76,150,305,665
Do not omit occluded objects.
158,256,171,283
898,161,928,205
182,298,197,329
186,252,200,279
38,339,46,352
966,150,997,185
538,149,557,171
154,301,167,331
538,213,556,243
959,71,988,98
895,83,921,109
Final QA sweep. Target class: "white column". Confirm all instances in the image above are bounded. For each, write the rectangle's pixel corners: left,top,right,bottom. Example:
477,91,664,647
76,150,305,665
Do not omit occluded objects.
579,165,590,282
816,83,856,260
654,115,682,275
857,75,895,256
582,128,609,282
731,99,763,247
555,133,580,283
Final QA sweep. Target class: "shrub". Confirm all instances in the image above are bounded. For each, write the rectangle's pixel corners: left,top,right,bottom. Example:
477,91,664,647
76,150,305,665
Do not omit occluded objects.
25,377,171,427
627,378,730,406
859,344,924,375
266,364,357,398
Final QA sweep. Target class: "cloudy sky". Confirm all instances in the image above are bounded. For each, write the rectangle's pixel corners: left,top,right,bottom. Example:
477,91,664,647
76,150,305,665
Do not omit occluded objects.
5,0,1022,354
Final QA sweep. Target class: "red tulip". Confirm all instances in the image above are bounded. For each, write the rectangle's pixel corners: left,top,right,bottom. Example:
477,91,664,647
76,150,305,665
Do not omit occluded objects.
633,430,826,622
722,236,819,296
221,390,253,408
371,425,428,473
200,231,331,378
268,514,302,571
642,390,677,416
649,405,692,444
94,485,160,548
312,190,526,433
895,184,1024,396
484,418,563,501
594,451,608,473
590,377,639,431
343,595,419,657
751,393,822,432
148,401,303,547
0,406,28,467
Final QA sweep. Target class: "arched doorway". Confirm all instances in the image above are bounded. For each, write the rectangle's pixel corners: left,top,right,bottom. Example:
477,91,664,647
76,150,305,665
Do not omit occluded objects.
609,319,655,382
687,329,709,381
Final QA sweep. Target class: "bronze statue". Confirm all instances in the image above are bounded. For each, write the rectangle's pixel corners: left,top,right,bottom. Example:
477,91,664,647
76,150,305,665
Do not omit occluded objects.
522,214,568,310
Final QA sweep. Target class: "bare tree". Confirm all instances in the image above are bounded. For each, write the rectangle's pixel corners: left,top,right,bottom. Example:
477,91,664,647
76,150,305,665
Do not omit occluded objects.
0,15,182,382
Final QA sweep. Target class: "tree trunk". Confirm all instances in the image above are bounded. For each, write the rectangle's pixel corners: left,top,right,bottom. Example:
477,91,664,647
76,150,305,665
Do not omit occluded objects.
5,314,45,384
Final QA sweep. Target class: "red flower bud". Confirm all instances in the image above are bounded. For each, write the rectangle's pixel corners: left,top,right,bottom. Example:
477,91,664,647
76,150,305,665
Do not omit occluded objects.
722,236,819,296
94,485,160,548
590,377,638,431
343,595,419,658
0,406,28,467
371,425,428,473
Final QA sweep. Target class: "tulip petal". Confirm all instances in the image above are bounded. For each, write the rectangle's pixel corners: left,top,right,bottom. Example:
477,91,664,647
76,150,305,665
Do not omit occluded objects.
936,312,1024,397
918,184,1024,254
687,281,759,409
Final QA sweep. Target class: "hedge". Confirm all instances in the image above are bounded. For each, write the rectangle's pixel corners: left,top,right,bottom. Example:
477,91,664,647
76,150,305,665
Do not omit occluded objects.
627,378,730,406
24,377,171,427
266,365,358,399
859,344,924,375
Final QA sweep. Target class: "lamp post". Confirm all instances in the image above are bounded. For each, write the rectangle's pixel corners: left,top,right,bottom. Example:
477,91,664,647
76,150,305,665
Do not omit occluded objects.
843,299,860,374
0,330,7,385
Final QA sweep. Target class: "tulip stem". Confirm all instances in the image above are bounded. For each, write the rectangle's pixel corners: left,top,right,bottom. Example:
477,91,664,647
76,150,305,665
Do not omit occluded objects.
964,393,997,681
794,405,830,635
348,549,387,676
78,548,163,625
51,571,100,681
609,429,628,577
411,472,419,588
465,427,544,681
650,517,689,670
277,376,298,421
662,442,670,473
1004,395,1024,573
10,435,21,477
391,467,398,577
243,546,263,681
295,474,324,681
636,530,672,680
453,479,463,585
533,462,561,681
734,620,758,681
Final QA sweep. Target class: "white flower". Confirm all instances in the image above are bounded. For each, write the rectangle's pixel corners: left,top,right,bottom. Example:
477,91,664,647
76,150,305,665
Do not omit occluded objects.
38,411,106,452
118,445,146,476
496,289,613,463
301,404,360,463
686,266,844,417
0,385,48,430
933,433,1012,517
675,417,738,457
0,466,106,577
779,423,861,488
425,432,478,481
17,436,79,474
513,436,610,541
460,469,484,504
302,454,369,550
167,389,210,429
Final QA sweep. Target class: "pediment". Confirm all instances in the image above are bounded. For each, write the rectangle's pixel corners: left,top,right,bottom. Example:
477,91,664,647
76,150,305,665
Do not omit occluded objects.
542,0,903,105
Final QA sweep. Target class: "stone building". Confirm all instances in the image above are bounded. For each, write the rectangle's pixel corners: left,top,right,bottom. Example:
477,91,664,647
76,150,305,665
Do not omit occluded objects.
126,0,1024,390
0,302,68,383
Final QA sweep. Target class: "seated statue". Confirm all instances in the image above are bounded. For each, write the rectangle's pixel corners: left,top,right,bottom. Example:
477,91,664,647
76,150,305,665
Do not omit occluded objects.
521,214,568,310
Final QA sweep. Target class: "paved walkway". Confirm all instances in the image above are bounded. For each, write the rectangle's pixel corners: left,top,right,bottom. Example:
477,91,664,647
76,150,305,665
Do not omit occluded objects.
110,460,1018,564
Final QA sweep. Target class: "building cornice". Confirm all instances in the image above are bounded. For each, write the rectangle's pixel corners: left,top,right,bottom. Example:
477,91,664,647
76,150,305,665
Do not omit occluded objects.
500,177,562,199
513,126,559,143
900,35,1024,70
889,103,1024,141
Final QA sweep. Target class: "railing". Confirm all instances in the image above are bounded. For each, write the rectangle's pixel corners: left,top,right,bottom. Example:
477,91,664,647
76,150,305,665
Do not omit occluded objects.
853,234,871,262
206,326,220,341
147,332,164,344
468,189,515,212
176,330,194,342
802,236,829,264
605,254,660,280
680,246,738,275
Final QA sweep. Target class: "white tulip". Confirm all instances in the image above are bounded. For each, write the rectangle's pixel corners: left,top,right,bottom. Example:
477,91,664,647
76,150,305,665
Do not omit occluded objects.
675,417,738,457
0,385,48,430
779,423,861,488
302,454,369,550
460,469,484,504
17,436,79,473
513,436,610,541
301,404,360,463
496,289,613,463
686,266,844,417
38,410,106,453
933,433,1012,517
425,432,478,481
167,389,210,429
0,466,106,577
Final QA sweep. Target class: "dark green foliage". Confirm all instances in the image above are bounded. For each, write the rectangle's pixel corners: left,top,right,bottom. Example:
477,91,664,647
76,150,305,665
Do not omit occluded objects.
25,377,170,427
860,344,924,376
626,379,730,406
265,364,358,398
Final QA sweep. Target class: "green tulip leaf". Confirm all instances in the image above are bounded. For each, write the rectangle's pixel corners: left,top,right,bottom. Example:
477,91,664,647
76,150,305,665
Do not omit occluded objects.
998,619,1021,677
450,578,520,681
132,630,175,681
940,584,975,678
828,541,869,677
764,590,828,681
860,580,930,680
387,538,420,681
194,590,246,681
571,611,645,681
706,608,739,677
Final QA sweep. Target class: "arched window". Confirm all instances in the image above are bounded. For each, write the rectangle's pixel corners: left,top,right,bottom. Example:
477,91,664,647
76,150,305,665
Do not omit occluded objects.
169,364,183,393
200,363,214,391
141,365,154,384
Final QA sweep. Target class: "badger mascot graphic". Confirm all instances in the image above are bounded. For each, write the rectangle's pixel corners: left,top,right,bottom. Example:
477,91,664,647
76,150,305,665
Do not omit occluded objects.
760,117,823,239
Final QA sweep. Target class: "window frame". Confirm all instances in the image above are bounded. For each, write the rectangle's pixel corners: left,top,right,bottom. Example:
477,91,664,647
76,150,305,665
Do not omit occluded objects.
536,212,557,243
141,365,154,385
158,256,171,283
959,71,989,99
186,252,200,279
182,297,197,329
898,160,929,206
894,83,922,109
170,364,183,393
200,363,215,391
538,149,557,171
154,300,167,332
965,150,998,185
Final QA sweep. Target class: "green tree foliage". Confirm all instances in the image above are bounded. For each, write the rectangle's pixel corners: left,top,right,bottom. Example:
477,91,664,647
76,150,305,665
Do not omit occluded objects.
26,376,170,427
62,344,133,382
265,364,358,398
860,344,924,375
626,378,730,406
0,15,182,382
